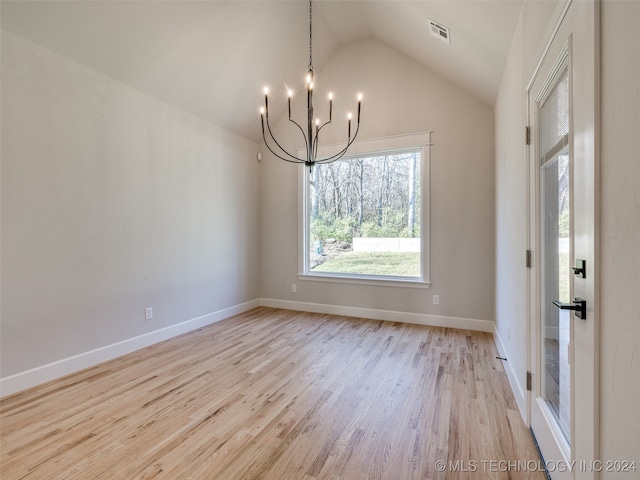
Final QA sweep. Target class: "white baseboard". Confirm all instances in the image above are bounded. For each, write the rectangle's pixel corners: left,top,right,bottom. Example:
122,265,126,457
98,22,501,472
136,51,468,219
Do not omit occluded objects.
1,299,496,398
0,299,260,398
259,298,494,332
493,327,528,422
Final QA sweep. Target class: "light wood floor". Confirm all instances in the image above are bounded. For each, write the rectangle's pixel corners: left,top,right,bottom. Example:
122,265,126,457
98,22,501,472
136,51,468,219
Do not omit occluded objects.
1,308,544,479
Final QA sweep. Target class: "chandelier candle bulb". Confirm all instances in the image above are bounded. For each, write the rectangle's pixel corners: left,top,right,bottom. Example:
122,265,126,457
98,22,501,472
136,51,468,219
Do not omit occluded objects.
288,90,293,119
348,113,352,138
357,94,362,122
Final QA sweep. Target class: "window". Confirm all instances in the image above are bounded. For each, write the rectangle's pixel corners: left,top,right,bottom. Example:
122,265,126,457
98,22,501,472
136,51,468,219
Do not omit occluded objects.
299,132,431,287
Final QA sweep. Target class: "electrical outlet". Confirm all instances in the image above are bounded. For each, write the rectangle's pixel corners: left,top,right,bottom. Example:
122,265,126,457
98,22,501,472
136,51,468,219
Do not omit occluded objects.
145,307,153,320
433,295,440,305
292,284,297,293
508,325,511,341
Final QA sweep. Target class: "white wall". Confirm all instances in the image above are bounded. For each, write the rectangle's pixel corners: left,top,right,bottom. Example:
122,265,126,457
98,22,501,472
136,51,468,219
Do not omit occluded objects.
259,38,495,325
0,31,260,386
494,7,528,413
599,0,640,472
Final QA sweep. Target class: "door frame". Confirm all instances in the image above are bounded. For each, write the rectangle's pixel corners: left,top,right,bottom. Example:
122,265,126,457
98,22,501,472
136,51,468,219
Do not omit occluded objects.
529,40,573,476
525,0,600,477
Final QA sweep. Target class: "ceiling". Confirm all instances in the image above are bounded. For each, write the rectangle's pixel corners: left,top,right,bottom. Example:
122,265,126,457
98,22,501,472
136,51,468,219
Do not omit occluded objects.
1,1,523,143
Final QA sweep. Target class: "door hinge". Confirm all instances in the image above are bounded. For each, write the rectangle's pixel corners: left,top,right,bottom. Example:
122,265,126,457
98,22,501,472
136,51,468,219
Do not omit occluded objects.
525,126,531,145
526,371,532,391
526,249,532,269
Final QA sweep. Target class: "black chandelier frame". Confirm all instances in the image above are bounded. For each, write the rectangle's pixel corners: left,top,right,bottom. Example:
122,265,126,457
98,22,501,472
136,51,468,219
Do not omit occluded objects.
260,0,362,169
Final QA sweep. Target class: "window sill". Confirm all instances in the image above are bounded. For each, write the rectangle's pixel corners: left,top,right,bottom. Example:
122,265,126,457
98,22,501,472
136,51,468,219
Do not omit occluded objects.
298,272,431,289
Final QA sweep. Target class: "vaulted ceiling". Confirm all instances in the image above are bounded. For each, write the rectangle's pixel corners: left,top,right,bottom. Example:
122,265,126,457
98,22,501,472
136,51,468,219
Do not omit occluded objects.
1,1,523,142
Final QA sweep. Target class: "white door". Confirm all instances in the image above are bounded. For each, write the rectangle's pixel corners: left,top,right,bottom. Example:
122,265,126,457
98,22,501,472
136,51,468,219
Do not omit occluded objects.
527,1,599,478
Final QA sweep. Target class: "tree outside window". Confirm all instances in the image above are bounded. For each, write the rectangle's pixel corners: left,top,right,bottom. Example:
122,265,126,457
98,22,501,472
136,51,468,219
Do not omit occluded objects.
306,150,422,279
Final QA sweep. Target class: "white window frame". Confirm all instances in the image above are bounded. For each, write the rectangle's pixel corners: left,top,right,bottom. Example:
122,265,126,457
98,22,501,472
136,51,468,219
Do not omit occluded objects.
297,131,432,288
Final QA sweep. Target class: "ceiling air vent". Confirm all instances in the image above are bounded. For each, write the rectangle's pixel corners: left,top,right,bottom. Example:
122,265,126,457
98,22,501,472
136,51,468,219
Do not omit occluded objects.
428,19,451,45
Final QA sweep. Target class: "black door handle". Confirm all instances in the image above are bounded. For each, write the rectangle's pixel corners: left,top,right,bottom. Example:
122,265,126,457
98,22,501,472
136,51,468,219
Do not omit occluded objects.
553,297,587,320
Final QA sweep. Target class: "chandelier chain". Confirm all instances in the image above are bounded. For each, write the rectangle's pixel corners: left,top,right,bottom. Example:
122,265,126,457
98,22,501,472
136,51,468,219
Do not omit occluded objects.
308,0,313,72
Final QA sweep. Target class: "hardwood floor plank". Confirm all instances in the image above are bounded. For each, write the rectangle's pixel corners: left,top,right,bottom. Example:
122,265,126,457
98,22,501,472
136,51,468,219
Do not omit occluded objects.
1,308,544,479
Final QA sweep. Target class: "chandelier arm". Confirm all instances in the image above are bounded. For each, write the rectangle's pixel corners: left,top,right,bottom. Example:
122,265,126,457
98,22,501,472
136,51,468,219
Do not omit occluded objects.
264,114,306,162
312,128,319,161
289,118,307,148
288,117,312,164
311,117,333,156
262,131,306,164
314,121,361,164
314,120,332,158
312,119,332,160
313,136,319,163
316,119,332,134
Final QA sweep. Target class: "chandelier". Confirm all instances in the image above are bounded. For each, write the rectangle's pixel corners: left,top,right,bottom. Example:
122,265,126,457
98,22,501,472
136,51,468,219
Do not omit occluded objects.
260,0,362,169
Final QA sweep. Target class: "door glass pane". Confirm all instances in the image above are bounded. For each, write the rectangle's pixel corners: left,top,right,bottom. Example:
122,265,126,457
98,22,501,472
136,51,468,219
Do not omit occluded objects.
540,68,571,445
541,152,570,443
541,73,570,155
